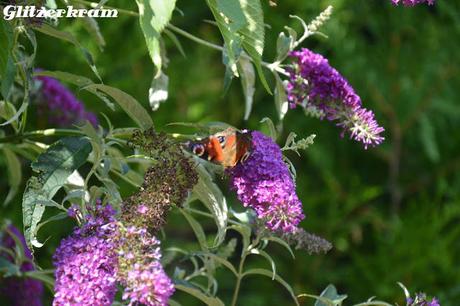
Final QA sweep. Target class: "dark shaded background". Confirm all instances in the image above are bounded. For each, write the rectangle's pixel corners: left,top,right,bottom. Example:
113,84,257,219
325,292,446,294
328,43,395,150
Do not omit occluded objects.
1,0,460,305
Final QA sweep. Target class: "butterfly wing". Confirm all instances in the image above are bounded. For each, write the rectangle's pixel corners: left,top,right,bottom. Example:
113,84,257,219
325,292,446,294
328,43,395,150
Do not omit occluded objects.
187,128,252,168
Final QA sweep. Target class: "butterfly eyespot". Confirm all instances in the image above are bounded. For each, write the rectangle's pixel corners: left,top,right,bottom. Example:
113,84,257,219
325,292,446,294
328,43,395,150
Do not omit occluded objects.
240,151,251,164
192,144,205,156
217,135,226,146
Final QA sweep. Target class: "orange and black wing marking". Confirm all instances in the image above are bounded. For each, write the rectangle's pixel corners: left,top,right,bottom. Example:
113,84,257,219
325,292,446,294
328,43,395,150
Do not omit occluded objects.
187,128,252,168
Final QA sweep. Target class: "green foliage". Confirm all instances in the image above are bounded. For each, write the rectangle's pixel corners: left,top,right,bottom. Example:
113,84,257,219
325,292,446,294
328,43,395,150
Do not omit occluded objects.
0,19,15,100
22,137,92,249
135,0,176,75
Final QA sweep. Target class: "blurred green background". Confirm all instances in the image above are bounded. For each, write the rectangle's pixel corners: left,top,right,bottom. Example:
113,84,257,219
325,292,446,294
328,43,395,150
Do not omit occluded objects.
1,0,460,305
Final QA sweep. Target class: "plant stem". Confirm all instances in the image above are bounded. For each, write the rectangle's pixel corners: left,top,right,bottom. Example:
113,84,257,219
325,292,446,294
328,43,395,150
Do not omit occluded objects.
231,253,247,306
0,128,125,145
0,129,83,144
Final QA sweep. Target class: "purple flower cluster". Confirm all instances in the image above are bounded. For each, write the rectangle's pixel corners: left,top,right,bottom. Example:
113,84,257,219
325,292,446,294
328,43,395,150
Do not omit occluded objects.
392,0,434,6
117,226,175,306
407,293,440,306
53,205,118,306
228,131,305,233
34,74,98,127
0,225,44,306
53,204,174,306
287,48,384,149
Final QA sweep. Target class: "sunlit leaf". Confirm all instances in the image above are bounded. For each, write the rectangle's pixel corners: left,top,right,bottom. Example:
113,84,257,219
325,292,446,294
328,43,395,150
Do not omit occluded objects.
239,0,271,93
22,137,92,250
136,0,176,74
207,0,243,77
149,71,169,111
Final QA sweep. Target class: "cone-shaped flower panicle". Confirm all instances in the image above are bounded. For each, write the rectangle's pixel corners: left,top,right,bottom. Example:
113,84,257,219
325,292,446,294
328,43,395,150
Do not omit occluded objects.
34,74,98,127
123,129,198,232
228,131,305,233
287,48,384,149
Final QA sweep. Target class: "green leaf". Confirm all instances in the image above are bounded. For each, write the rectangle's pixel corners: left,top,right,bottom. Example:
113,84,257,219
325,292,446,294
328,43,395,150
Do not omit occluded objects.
3,147,22,206
22,137,92,250
238,55,256,120
228,224,251,255
263,236,295,259
260,117,278,140
135,0,176,74
242,268,299,306
217,0,247,32
0,19,15,100
84,84,153,130
175,283,225,306
34,70,115,110
192,251,238,276
239,0,271,93
33,24,101,81
208,0,270,93
35,70,94,87
249,248,277,279
179,208,208,251
0,101,18,131
207,0,243,76
273,73,289,120
276,31,294,62
193,164,228,247
82,16,106,50
149,71,169,111
314,284,347,306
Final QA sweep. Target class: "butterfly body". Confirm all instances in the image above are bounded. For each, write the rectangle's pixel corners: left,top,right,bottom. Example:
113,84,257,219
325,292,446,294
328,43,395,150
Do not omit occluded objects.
187,128,252,168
